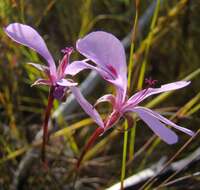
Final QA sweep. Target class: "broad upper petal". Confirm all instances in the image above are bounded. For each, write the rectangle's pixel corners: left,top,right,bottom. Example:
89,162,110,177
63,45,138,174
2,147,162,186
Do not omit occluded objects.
70,86,104,128
128,107,178,144
76,31,127,96
4,23,56,77
127,81,191,107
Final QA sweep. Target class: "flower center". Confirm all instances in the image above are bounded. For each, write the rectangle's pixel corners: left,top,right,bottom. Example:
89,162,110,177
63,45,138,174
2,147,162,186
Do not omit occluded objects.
134,77,158,103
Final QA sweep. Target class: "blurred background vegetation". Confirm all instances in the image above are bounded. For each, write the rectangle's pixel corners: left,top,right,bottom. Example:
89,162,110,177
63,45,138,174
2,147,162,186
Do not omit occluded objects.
0,0,199,189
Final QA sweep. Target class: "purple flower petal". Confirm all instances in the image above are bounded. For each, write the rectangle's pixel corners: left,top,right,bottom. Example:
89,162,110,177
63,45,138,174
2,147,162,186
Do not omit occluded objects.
65,60,98,76
31,79,52,86
4,23,56,78
134,107,194,136
57,79,77,87
147,81,191,96
128,107,178,144
115,85,127,108
94,94,116,108
70,86,104,128
127,81,191,107
76,31,127,99
27,62,49,73
66,60,126,105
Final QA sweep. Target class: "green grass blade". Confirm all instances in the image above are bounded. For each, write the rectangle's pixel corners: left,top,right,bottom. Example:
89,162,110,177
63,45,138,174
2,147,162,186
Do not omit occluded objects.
120,121,128,189
137,0,160,90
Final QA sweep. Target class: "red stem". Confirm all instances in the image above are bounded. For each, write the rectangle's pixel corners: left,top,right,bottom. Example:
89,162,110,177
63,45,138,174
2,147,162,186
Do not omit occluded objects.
77,127,104,169
41,86,55,162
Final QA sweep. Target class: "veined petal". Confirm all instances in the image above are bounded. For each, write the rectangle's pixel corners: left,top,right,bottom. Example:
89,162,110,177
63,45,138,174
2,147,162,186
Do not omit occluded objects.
57,79,77,87
94,94,115,107
127,107,178,144
70,86,104,128
147,81,191,96
114,78,127,107
31,79,52,86
134,107,194,136
4,23,56,77
76,31,127,95
127,81,191,106
65,60,98,76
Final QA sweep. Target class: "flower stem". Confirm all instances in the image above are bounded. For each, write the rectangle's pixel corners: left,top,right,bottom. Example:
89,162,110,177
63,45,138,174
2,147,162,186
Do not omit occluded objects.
77,127,104,169
41,86,54,162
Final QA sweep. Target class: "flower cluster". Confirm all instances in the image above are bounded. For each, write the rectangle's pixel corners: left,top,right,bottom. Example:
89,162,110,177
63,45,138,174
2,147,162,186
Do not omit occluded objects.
4,23,194,164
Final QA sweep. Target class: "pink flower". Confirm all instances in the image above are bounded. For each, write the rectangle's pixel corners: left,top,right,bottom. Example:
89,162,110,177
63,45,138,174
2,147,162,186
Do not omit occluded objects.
4,23,77,100
4,23,83,161
69,31,194,146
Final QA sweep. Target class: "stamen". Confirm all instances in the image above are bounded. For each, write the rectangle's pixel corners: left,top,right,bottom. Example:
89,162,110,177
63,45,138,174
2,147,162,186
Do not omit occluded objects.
145,77,157,87
130,77,157,106
61,47,74,55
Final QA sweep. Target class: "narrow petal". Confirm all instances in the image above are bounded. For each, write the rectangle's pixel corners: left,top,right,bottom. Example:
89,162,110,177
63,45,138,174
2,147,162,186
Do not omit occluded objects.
76,31,127,97
94,94,115,107
57,79,77,87
27,62,49,73
126,107,178,144
70,86,104,128
65,60,98,76
147,81,191,96
57,47,73,79
127,81,191,106
31,79,52,86
4,23,56,77
115,83,127,108
134,107,194,136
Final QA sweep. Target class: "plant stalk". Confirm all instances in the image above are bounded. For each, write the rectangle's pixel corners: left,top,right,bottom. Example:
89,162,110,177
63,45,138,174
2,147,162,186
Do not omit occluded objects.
41,86,54,162
77,127,104,169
